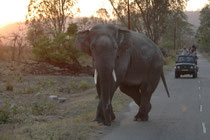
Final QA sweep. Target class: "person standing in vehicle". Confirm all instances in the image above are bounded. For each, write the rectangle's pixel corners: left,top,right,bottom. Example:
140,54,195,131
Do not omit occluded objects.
181,48,189,56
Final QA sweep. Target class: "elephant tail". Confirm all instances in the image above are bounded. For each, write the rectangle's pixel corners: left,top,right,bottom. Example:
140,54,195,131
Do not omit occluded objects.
161,71,170,98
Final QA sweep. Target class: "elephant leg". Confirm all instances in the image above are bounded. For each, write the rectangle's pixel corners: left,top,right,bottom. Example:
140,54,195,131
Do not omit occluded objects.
119,84,141,111
94,83,116,123
135,84,153,121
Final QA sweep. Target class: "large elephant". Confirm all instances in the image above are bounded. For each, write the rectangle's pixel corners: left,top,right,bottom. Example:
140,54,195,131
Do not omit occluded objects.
74,24,170,126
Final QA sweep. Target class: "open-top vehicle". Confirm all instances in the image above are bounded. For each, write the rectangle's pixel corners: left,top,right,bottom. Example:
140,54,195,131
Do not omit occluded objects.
175,55,198,78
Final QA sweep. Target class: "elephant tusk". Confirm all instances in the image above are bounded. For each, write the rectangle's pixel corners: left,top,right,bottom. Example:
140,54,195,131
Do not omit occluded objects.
94,69,98,84
112,70,117,82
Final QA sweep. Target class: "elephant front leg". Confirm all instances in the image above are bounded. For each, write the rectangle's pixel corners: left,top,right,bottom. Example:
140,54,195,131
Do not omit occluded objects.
94,101,115,123
94,83,115,124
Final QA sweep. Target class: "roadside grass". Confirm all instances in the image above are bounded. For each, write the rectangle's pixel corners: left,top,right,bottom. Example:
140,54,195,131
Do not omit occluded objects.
201,52,210,62
0,62,131,140
0,85,131,140
163,51,176,72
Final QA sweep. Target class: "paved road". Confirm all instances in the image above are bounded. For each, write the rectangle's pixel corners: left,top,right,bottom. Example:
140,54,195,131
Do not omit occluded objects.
101,53,210,140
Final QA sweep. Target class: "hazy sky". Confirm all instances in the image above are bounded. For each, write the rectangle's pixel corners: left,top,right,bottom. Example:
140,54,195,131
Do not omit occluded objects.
0,0,209,28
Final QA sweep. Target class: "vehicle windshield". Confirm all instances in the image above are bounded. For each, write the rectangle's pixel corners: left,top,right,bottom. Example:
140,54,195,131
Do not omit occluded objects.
177,56,195,63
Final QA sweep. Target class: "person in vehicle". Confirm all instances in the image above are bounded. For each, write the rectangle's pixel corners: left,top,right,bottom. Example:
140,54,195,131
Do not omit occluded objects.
181,48,189,56
189,45,197,57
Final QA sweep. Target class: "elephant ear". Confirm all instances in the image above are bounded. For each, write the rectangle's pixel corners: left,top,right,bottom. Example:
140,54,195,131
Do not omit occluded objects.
116,28,131,55
74,30,91,56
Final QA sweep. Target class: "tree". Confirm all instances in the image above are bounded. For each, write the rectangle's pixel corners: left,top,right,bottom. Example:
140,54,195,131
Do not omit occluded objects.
95,8,111,23
109,0,143,31
29,23,81,68
161,9,194,53
196,4,210,52
26,0,78,36
109,0,188,44
26,0,83,69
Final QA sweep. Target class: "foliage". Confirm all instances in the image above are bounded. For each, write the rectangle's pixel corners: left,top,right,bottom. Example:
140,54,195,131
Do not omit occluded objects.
0,102,10,124
162,10,195,51
196,4,210,52
27,22,81,67
94,8,111,23
26,0,78,36
109,0,189,44
26,0,82,68
69,80,92,90
159,41,174,49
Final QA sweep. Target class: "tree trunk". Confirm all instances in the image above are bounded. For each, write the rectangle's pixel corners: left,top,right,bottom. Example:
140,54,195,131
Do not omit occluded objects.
127,0,131,29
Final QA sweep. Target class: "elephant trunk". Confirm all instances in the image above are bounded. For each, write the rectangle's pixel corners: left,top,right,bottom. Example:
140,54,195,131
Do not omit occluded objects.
96,67,116,125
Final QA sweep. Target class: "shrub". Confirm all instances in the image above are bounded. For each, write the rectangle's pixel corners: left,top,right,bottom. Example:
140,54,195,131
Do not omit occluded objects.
0,102,10,124
5,82,13,91
30,23,81,68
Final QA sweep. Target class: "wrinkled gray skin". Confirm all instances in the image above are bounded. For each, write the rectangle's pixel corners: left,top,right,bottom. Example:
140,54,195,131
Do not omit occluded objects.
74,24,170,126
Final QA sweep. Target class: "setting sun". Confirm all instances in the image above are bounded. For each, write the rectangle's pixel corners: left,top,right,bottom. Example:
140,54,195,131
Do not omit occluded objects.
186,0,209,11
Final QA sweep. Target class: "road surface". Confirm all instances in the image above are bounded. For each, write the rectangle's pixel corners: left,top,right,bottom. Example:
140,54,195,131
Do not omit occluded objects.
101,53,210,140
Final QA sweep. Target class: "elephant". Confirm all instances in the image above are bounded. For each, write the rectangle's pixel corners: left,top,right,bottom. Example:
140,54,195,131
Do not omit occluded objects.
74,24,170,126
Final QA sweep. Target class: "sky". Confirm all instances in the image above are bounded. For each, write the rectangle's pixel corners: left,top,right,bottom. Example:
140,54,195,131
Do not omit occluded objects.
0,0,209,28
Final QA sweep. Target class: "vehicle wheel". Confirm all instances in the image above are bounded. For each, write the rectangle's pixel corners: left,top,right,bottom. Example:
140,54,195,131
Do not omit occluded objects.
175,72,179,78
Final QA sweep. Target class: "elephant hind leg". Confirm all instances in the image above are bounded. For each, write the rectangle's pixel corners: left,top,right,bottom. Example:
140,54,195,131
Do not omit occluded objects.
135,84,154,121
119,84,141,106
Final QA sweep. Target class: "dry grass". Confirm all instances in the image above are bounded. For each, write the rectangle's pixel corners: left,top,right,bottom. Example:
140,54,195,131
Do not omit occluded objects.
0,61,131,140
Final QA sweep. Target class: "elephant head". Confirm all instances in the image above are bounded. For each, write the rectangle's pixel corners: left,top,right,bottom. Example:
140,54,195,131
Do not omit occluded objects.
74,24,130,125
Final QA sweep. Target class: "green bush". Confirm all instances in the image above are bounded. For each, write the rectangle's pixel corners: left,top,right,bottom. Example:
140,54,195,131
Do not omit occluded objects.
31,23,81,67
0,102,10,124
159,41,174,49
70,80,92,90
79,81,90,89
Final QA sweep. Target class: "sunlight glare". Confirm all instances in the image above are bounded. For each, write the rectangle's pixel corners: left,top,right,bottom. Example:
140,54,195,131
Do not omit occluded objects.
0,0,30,27
186,0,209,11
77,0,112,17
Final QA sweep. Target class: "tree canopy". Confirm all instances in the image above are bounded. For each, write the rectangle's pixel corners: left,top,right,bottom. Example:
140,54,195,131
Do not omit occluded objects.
26,0,81,69
196,4,210,52
26,0,78,36
109,0,189,44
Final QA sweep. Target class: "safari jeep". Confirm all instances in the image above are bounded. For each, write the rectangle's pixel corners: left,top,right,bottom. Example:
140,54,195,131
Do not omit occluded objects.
175,55,198,78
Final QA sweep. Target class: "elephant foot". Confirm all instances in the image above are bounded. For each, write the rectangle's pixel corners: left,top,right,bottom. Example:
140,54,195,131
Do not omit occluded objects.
94,113,116,124
134,113,149,121
94,118,111,126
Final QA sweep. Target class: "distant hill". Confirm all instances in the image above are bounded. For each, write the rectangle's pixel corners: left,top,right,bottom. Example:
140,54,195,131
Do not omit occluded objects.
185,11,200,30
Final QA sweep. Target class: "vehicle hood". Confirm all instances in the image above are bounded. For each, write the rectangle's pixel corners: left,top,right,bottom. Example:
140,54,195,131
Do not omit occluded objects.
176,63,196,66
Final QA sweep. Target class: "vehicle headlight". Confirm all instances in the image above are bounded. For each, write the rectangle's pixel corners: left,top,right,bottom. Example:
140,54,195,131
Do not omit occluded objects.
177,66,180,69
190,66,194,69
